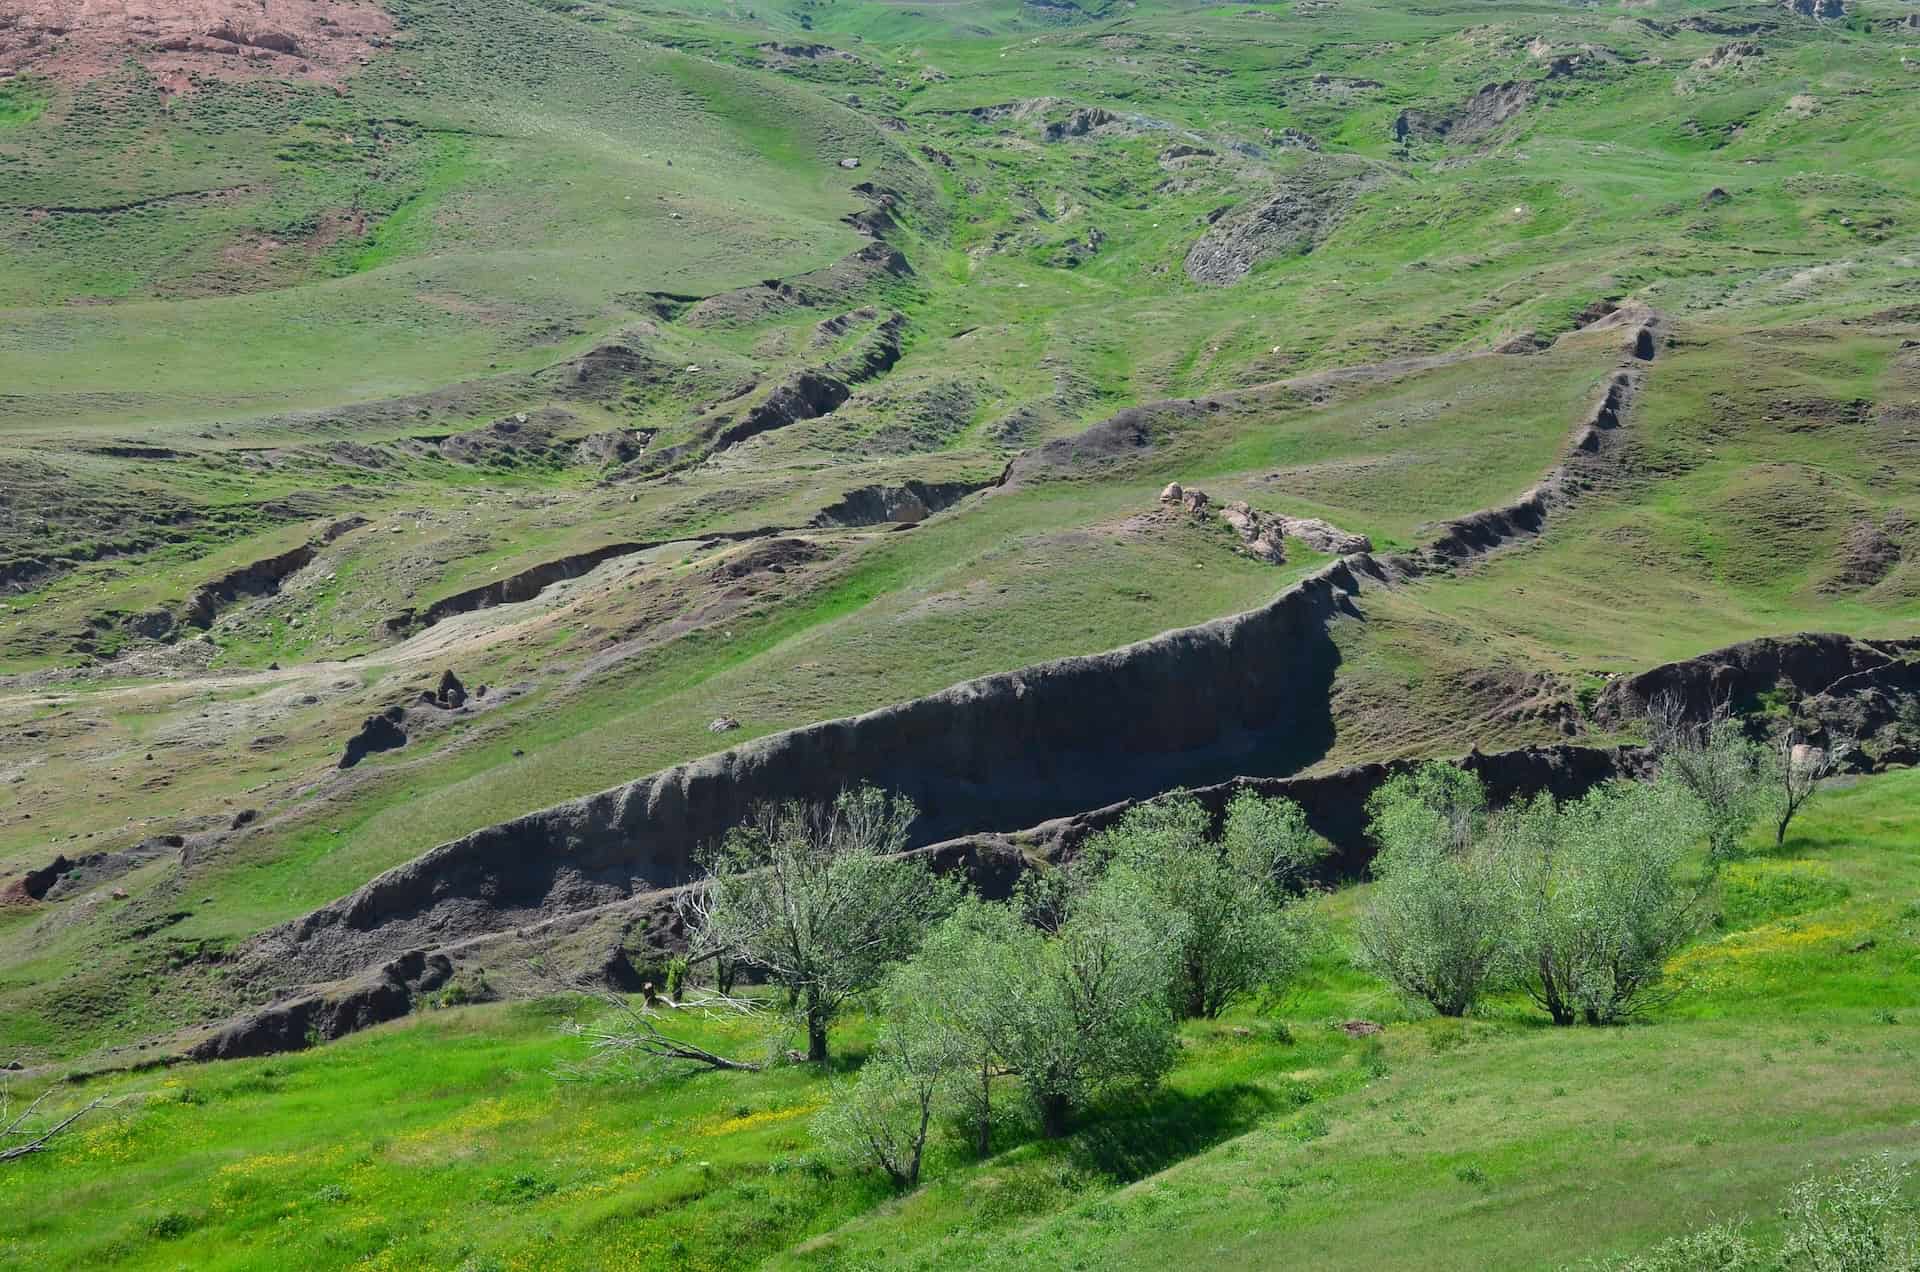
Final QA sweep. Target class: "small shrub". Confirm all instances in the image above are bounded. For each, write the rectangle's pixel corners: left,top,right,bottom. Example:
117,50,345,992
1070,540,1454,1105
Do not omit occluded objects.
1778,1153,1917,1271
485,1171,557,1204
146,1211,200,1240
1586,1219,1760,1271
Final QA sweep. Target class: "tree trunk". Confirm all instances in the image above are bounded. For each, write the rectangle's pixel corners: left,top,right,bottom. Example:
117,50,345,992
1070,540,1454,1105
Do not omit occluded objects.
976,1058,993,1158
1039,1091,1072,1139
1183,962,1209,1020
806,1013,828,1063
805,989,828,1062
1539,958,1575,1026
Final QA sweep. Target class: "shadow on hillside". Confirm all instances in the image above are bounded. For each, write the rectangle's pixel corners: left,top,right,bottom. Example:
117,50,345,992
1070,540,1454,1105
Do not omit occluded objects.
1067,1081,1281,1182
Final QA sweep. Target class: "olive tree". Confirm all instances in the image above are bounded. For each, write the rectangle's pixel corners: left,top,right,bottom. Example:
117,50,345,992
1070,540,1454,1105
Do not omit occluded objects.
1085,790,1325,1019
1355,764,1508,1018
877,898,1028,1158
686,785,956,1062
812,971,966,1190
1497,778,1709,1025
998,866,1187,1137
1647,694,1767,864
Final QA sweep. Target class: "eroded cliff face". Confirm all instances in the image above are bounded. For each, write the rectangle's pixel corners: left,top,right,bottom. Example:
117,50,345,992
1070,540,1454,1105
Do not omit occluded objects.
191,742,1639,1061
1596,632,1920,766
244,557,1373,982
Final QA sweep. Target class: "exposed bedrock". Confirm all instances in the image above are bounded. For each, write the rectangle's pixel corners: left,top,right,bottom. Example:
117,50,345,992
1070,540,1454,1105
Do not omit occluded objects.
932,742,1649,882
382,526,777,636
1595,632,1920,762
187,951,453,1061
179,515,368,630
1393,80,1536,145
809,478,992,527
249,557,1375,981
183,544,314,629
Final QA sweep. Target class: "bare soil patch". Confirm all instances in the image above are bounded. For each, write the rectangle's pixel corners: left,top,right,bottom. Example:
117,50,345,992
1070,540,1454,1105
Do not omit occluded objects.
0,0,394,93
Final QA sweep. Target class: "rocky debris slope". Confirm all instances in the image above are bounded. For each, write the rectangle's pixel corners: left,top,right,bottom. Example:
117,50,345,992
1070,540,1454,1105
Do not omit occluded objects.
1394,81,1536,145
1184,158,1388,285
0,0,393,91
1595,632,1920,768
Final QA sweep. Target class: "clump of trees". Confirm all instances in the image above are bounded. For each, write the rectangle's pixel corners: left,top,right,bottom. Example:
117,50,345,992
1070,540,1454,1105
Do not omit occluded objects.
1354,765,1508,1018
684,786,959,1063
582,704,1819,1195
1647,692,1841,857
1083,790,1326,1020
815,788,1326,1185
585,784,1323,1189
1357,755,1751,1024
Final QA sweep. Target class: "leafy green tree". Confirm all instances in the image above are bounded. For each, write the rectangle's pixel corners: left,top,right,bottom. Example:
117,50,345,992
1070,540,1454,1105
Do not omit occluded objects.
1647,694,1768,864
812,973,966,1190
999,867,1187,1137
1498,779,1708,1025
1355,764,1507,1018
1086,790,1325,1018
687,785,956,1062
1778,1153,1918,1271
881,898,1028,1157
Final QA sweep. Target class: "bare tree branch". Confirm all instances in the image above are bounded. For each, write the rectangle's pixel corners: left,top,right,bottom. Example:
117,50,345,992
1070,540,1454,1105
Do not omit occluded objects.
1,1080,127,1165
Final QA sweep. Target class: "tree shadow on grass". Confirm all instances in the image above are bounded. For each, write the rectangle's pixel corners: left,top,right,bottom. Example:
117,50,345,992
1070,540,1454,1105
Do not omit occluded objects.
1066,1081,1281,1182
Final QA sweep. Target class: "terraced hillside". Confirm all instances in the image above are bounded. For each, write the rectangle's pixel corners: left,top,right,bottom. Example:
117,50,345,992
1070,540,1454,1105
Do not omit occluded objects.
2,0,1919,1264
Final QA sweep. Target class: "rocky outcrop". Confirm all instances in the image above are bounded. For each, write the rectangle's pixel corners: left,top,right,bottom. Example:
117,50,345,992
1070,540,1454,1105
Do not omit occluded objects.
176,516,366,631
1394,81,1536,145
1279,517,1372,556
182,543,316,629
242,556,1374,982
382,527,777,637
1594,633,1920,764
1216,499,1289,564
809,478,993,528
339,706,408,769
187,951,453,1061
1184,158,1387,285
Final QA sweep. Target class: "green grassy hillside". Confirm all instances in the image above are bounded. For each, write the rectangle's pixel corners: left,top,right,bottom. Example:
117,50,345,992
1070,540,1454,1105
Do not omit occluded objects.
5,767,1915,1270
2,0,1919,1262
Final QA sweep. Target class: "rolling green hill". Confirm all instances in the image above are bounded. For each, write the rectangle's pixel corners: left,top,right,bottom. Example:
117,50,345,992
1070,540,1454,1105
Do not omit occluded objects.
2,0,1918,1264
